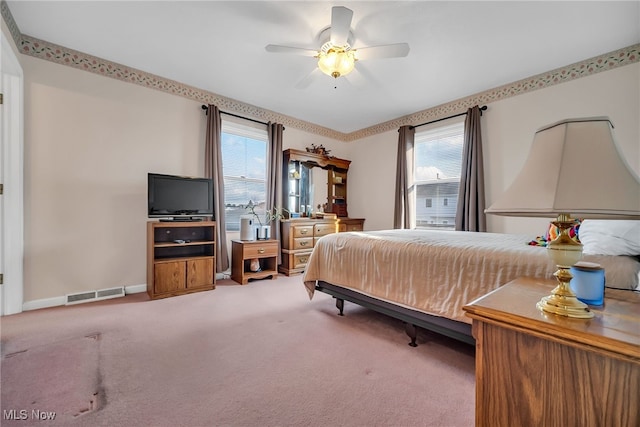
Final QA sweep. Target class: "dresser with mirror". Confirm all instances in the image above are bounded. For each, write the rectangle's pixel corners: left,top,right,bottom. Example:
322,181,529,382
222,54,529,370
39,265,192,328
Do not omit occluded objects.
280,148,365,275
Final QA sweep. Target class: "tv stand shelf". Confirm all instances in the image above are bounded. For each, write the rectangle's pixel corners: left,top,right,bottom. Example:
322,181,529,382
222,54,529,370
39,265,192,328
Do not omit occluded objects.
154,240,215,248
147,221,216,300
159,217,206,222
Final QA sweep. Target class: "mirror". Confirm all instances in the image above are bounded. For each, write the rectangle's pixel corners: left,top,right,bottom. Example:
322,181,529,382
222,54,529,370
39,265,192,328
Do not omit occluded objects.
283,149,350,218
285,163,328,216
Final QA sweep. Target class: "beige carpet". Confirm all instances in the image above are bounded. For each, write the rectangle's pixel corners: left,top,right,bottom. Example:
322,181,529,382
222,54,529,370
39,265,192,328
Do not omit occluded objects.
1,275,475,426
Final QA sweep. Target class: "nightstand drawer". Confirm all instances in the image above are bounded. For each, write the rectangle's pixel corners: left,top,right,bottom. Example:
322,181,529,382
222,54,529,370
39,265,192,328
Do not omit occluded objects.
314,223,336,237
243,241,278,258
293,237,313,250
293,226,314,238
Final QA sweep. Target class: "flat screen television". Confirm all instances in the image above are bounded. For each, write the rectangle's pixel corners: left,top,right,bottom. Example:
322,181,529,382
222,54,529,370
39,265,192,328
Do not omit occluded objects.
148,173,214,219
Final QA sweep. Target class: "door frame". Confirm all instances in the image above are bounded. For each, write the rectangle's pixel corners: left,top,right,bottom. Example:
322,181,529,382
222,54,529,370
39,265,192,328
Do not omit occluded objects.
1,31,25,315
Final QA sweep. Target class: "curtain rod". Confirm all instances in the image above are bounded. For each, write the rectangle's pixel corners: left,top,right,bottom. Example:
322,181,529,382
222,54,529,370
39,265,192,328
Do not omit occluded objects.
201,104,282,129
411,105,487,130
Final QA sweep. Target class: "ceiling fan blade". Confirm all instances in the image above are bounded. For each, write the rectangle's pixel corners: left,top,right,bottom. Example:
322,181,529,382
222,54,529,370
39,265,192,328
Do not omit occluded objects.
295,68,322,89
330,6,353,47
343,68,366,88
354,43,410,61
265,44,318,57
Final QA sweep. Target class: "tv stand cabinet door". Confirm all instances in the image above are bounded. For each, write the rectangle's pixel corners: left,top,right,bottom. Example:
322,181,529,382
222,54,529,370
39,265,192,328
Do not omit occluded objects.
186,258,214,289
154,261,186,294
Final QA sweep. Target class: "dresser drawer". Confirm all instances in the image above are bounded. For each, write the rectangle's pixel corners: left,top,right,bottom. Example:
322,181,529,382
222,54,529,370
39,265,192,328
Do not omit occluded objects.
292,237,313,250
338,219,365,232
314,223,336,237
243,241,279,258
293,252,311,269
293,226,314,238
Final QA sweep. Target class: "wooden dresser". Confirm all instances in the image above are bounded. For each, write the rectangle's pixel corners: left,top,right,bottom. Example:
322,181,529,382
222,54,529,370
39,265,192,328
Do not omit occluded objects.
337,217,365,232
279,218,336,276
280,148,365,275
463,277,640,427
279,217,365,275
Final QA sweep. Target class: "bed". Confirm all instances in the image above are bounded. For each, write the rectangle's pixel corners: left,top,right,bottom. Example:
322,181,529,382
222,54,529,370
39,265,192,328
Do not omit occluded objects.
302,228,640,346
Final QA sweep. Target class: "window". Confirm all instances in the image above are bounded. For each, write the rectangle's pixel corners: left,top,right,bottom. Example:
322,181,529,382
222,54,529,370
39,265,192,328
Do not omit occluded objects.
414,121,464,230
221,121,268,231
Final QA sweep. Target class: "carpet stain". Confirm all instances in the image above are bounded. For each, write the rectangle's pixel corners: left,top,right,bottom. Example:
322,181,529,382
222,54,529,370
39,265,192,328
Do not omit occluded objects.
73,391,105,417
85,332,102,340
1,332,108,423
3,349,28,358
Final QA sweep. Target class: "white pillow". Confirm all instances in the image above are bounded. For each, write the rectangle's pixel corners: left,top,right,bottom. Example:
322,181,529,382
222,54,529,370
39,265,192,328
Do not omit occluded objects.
579,220,640,256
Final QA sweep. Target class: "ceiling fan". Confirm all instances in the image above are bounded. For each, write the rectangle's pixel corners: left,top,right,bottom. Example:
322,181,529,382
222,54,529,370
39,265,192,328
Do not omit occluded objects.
265,6,410,84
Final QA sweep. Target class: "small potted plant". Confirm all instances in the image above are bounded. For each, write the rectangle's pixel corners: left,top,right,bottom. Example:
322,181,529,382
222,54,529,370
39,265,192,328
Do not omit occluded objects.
244,200,287,240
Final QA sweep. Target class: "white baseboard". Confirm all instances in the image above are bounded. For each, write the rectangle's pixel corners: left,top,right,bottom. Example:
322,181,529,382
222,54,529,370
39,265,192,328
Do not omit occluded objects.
23,296,66,312
125,284,147,294
21,280,230,312
22,283,148,312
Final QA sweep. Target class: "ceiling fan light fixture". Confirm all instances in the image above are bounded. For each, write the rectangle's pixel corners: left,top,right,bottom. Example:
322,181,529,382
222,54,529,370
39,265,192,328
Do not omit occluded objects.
317,47,356,79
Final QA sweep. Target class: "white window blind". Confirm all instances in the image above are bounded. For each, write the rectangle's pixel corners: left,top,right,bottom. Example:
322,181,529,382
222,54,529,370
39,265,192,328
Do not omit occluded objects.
414,121,464,229
221,121,268,231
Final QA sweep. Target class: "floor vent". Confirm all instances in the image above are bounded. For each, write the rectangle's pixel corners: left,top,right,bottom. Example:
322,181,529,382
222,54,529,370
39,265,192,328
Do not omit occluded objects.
97,287,124,298
66,287,125,305
67,291,96,304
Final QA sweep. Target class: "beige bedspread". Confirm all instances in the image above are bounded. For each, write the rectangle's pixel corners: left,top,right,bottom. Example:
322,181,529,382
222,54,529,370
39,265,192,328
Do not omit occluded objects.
302,230,640,324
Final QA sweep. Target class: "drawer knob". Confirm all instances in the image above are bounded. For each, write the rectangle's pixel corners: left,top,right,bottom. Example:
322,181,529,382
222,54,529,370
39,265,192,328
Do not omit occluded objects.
300,229,308,235
300,241,308,246
258,248,265,254
299,257,308,263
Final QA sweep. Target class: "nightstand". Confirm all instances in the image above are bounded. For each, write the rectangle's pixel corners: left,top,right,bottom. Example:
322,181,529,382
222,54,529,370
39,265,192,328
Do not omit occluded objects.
463,277,640,427
231,239,279,285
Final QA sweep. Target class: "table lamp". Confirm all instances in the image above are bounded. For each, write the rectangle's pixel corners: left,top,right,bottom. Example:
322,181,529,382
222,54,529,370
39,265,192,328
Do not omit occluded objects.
486,117,640,318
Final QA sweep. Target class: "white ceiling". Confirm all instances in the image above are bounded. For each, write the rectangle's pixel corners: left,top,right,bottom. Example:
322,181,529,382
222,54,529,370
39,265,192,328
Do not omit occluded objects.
7,1,640,134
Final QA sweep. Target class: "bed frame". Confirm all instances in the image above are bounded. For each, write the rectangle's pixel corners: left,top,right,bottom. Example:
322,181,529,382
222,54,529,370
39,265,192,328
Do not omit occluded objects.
315,281,474,347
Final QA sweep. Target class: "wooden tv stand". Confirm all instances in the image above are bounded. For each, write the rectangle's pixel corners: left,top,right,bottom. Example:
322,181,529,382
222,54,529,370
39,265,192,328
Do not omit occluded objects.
146,221,216,300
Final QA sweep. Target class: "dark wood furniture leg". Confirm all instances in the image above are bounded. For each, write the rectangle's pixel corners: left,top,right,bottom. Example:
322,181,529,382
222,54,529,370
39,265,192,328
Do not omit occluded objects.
404,322,418,347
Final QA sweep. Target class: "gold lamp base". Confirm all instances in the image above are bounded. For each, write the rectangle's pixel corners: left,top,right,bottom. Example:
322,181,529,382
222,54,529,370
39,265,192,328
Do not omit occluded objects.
537,214,594,319
536,284,594,319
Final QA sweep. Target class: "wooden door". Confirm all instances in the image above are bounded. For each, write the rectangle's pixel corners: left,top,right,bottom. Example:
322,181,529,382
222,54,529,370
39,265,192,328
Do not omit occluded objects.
154,261,186,294
186,258,214,289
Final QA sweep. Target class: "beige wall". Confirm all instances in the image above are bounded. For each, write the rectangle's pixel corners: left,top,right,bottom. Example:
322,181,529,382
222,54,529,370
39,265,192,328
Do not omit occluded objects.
21,51,639,304
482,62,639,234
24,56,202,302
347,62,640,234
22,55,348,303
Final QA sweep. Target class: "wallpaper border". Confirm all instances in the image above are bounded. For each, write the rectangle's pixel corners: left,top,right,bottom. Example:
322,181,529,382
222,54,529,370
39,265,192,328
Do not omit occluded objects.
17,32,344,140
357,44,639,141
2,1,637,142
1,0,22,48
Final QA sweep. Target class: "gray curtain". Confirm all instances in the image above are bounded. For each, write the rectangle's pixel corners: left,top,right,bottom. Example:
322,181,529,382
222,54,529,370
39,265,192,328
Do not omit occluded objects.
455,105,486,232
394,125,415,229
267,122,284,263
204,104,230,272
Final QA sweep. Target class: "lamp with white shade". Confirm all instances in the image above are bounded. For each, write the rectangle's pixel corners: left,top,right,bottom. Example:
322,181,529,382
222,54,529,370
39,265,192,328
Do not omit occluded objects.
486,117,640,318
